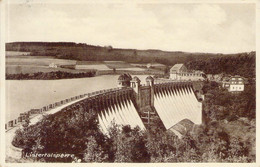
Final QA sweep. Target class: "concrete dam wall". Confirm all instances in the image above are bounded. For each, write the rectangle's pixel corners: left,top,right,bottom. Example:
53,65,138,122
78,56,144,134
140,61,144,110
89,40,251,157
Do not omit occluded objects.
96,74,203,134
6,74,203,136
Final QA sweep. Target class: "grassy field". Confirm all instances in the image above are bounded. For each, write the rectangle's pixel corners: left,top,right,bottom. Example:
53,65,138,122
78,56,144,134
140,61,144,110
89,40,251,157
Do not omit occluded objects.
116,67,145,71
6,56,149,74
105,61,135,69
76,64,111,70
6,56,76,66
131,63,166,71
6,65,93,74
6,52,162,75
6,54,86,74
76,61,105,65
131,63,165,67
6,51,30,56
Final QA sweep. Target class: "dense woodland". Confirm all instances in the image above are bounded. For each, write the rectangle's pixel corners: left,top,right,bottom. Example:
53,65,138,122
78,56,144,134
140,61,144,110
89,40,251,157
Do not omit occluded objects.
12,80,255,163
6,71,96,80
185,52,255,79
202,81,255,122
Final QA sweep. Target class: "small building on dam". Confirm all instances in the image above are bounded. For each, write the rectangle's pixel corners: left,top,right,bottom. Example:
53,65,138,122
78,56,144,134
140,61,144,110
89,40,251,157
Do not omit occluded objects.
97,74,203,137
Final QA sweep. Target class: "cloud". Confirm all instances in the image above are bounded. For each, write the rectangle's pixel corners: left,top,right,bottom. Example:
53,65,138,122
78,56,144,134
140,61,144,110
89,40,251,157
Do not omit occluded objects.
6,3,255,53
143,4,255,53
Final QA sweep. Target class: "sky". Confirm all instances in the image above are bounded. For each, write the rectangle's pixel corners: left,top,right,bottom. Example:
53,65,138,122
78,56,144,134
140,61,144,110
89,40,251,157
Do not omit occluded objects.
5,2,256,53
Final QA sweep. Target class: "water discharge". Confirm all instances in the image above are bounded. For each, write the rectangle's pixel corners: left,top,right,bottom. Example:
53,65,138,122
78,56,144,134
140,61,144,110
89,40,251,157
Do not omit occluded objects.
98,99,145,133
154,86,202,129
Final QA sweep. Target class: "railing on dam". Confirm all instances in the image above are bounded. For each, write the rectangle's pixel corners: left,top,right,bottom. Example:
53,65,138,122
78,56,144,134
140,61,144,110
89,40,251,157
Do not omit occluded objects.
5,87,126,131
154,79,193,84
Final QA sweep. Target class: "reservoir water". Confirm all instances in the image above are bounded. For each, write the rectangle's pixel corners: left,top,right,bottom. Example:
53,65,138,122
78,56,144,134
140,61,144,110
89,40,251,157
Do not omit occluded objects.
5,75,149,122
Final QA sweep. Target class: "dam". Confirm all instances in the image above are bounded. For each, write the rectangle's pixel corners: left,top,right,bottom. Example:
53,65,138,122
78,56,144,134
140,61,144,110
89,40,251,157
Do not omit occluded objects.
97,74,203,134
6,74,203,136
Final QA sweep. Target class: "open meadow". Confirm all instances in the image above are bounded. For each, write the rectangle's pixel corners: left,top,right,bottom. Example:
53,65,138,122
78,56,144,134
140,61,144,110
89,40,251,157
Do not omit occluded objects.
6,51,30,56
6,52,151,74
6,65,91,74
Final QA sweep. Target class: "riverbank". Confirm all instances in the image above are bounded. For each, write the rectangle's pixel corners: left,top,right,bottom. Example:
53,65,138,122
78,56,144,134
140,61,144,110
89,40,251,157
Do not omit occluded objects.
6,69,164,80
6,71,96,80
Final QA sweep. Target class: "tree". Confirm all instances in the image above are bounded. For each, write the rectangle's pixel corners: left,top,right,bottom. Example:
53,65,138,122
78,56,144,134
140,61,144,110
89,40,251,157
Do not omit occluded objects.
109,125,150,163
83,136,109,162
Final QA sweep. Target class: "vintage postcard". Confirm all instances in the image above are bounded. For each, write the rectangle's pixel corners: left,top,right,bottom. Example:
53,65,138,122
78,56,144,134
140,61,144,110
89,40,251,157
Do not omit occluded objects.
0,0,258,166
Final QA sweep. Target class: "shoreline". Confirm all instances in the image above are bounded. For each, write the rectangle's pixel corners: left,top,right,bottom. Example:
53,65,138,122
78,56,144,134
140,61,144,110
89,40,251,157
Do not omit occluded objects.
5,70,164,81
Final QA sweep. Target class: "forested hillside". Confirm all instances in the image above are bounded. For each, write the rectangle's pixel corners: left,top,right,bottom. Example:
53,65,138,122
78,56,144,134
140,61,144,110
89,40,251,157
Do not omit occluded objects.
6,42,255,78
6,42,236,65
185,52,255,78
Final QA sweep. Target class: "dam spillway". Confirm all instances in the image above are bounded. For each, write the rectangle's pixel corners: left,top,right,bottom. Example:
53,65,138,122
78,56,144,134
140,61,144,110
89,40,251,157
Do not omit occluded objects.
96,74,203,134
98,99,145,133
154,85,202,129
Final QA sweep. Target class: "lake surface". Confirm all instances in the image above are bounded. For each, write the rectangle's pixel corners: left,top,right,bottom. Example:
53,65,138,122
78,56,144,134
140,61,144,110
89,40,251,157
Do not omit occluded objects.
5,75,149,122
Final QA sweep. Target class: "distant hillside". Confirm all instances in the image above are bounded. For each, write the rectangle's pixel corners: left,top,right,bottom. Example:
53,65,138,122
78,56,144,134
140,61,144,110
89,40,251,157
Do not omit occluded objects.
6,42,255,78
6,42,230,65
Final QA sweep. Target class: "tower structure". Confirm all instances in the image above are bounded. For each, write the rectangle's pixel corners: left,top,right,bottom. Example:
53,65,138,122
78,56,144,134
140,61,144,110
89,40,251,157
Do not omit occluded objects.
117,74,132,88
130,76,141,93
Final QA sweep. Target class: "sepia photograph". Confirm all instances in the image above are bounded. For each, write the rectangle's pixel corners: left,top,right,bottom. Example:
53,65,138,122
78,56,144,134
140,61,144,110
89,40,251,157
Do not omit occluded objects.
2,0,257,164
